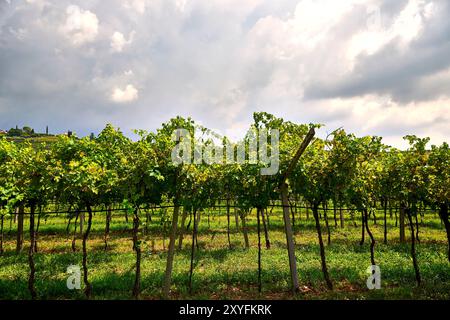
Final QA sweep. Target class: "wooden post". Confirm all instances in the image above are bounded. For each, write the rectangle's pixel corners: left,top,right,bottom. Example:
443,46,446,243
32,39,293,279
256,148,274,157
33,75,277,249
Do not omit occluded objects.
400,205,406,243
280,183,299,292
279,127,315,293
16,205,24,253
178,207,188,250
163,130,182,299
163,205,180,298
234,205,240,231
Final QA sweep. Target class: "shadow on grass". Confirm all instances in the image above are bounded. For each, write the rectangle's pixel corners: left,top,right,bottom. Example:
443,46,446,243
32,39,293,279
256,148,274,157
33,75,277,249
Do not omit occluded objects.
1,253,449,300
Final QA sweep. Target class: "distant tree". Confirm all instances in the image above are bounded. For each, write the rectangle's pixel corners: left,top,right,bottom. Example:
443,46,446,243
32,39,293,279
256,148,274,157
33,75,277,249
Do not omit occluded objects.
7,128,23,137
22,127,33,135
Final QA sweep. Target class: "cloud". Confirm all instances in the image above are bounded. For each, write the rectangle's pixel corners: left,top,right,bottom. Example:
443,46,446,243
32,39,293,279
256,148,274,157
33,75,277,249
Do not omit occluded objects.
0,0,448,148
347,0,435,61
175,0,187,13
111,84,138,103
123,0,147,14
60,5,99,46
304,0,450,103
110,30,135,52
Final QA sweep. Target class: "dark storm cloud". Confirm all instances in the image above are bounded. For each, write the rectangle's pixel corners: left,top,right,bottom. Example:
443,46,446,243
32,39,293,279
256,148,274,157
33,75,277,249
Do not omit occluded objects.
304,0,450,103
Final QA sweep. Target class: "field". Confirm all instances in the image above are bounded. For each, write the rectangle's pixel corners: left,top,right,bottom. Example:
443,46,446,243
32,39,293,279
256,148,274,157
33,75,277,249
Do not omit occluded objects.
1,206,449,300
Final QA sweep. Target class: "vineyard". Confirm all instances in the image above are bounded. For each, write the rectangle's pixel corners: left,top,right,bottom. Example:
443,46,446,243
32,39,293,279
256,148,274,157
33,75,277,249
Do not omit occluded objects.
0,112,449,300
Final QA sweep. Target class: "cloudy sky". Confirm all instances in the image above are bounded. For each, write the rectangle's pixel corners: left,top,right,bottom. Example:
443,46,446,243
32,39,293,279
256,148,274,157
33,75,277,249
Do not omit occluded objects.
0,0,449,148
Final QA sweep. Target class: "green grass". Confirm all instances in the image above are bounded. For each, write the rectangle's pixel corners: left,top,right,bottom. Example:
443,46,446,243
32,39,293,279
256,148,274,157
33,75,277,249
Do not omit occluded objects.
0,208,449,300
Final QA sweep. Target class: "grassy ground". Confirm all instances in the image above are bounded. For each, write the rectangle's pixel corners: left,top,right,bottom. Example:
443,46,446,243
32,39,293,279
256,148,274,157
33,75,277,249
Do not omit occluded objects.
0,207,449,300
